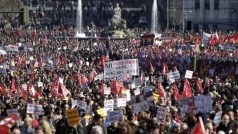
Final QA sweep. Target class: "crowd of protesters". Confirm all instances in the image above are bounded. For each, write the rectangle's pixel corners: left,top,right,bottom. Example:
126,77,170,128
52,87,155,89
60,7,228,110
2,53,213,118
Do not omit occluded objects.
0,1,237,134
0,23,237,134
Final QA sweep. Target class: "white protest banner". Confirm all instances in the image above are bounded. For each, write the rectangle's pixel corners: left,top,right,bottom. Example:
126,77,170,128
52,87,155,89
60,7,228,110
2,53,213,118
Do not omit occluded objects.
167,72,175,84
6,109,18,116
75,101,87,110
131,77,142,89
209,69,215,76
156,106,167,124
173,71,180,80
132,101,149,114
179,98,195,114
104,59,139,80
213,111,222,127
121,90,131,101
144,86,153,94
185,70,193,79
194,95,212,113
134,88,141,96
26,104,43,115
104,86,111,95
104,99,114,112
106,109,123,122
117,98,127,107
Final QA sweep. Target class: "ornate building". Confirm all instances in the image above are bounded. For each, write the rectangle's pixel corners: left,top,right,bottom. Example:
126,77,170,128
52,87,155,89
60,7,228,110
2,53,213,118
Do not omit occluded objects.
168,0,238,32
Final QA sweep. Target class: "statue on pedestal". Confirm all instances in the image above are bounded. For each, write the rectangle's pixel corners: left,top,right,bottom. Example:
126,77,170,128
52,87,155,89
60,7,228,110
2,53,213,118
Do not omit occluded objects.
108,3,127,31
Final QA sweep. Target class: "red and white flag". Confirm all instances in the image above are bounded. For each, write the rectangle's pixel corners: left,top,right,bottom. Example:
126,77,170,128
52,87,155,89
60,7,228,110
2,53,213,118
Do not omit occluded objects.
196,79,203,93
0,114,19,134
88,69,97,82
182,79,193,98
157,80,167,98
17,84,27,100
173,83,180,101
162,63,169,76
58,83,70,97
191,117,206,134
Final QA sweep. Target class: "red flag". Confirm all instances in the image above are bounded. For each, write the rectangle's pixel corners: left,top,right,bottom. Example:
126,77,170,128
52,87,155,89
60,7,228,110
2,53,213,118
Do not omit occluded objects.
196,79,203,93
88,69,97,82
157,80,167,98
182,79,193,98
78,73,88,86
11,79,16,93
0,85,8,96
100,81,104,95
17,84,27,100
110,80,124,94
150,62,154,74
0,114,19,134
169,34,173,47
50,82,58,97
101,56,107,66
173,83,180,101
192,117,206,134
32,30,37,39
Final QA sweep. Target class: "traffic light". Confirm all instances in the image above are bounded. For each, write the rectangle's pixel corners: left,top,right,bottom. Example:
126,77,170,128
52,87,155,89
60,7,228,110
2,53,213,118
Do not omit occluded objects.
19,6,29,25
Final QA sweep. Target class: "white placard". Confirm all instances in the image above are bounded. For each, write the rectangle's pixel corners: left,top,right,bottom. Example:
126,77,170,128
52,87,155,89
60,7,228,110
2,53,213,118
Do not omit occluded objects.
117,98,127,107
156,106,167,124
26,104,43,115
104,86,111,95
173,71,180,80
75,101,87,110
131,77,142,88
104,99,114,112
106,109,123,122
185,70,193,79
6,109,19,116
132,101,149,114
104,59,139,80
69,63,73,68
37,82,43,87
134,88,141,96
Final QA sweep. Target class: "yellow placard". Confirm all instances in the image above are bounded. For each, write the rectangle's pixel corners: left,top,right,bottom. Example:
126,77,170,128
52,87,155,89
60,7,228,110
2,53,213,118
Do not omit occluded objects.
96,108,107,117
153,93,159,103
66,109,80,126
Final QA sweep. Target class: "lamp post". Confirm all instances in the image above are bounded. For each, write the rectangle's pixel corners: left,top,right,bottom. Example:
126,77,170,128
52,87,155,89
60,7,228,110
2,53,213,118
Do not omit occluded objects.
182,0,185,33
167,0,169,30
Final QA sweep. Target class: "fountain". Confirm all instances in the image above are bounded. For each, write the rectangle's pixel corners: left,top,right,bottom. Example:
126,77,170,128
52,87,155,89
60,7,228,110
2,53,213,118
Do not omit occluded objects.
75,0,86,38
151,0,160,34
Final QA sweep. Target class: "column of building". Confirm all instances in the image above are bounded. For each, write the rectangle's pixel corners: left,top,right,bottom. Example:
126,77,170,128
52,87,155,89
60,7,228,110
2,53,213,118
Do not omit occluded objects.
209,0,214,30
199,0,205,30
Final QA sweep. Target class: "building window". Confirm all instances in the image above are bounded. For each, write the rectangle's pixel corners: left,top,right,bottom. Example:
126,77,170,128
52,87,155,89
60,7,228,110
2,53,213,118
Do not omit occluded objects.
214,0,219,10
195,0,200,10
205,0,210,10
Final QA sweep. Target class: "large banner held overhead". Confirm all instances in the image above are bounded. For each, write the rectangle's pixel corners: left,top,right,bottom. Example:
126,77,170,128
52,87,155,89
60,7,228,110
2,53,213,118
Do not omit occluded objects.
104,59,139,81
